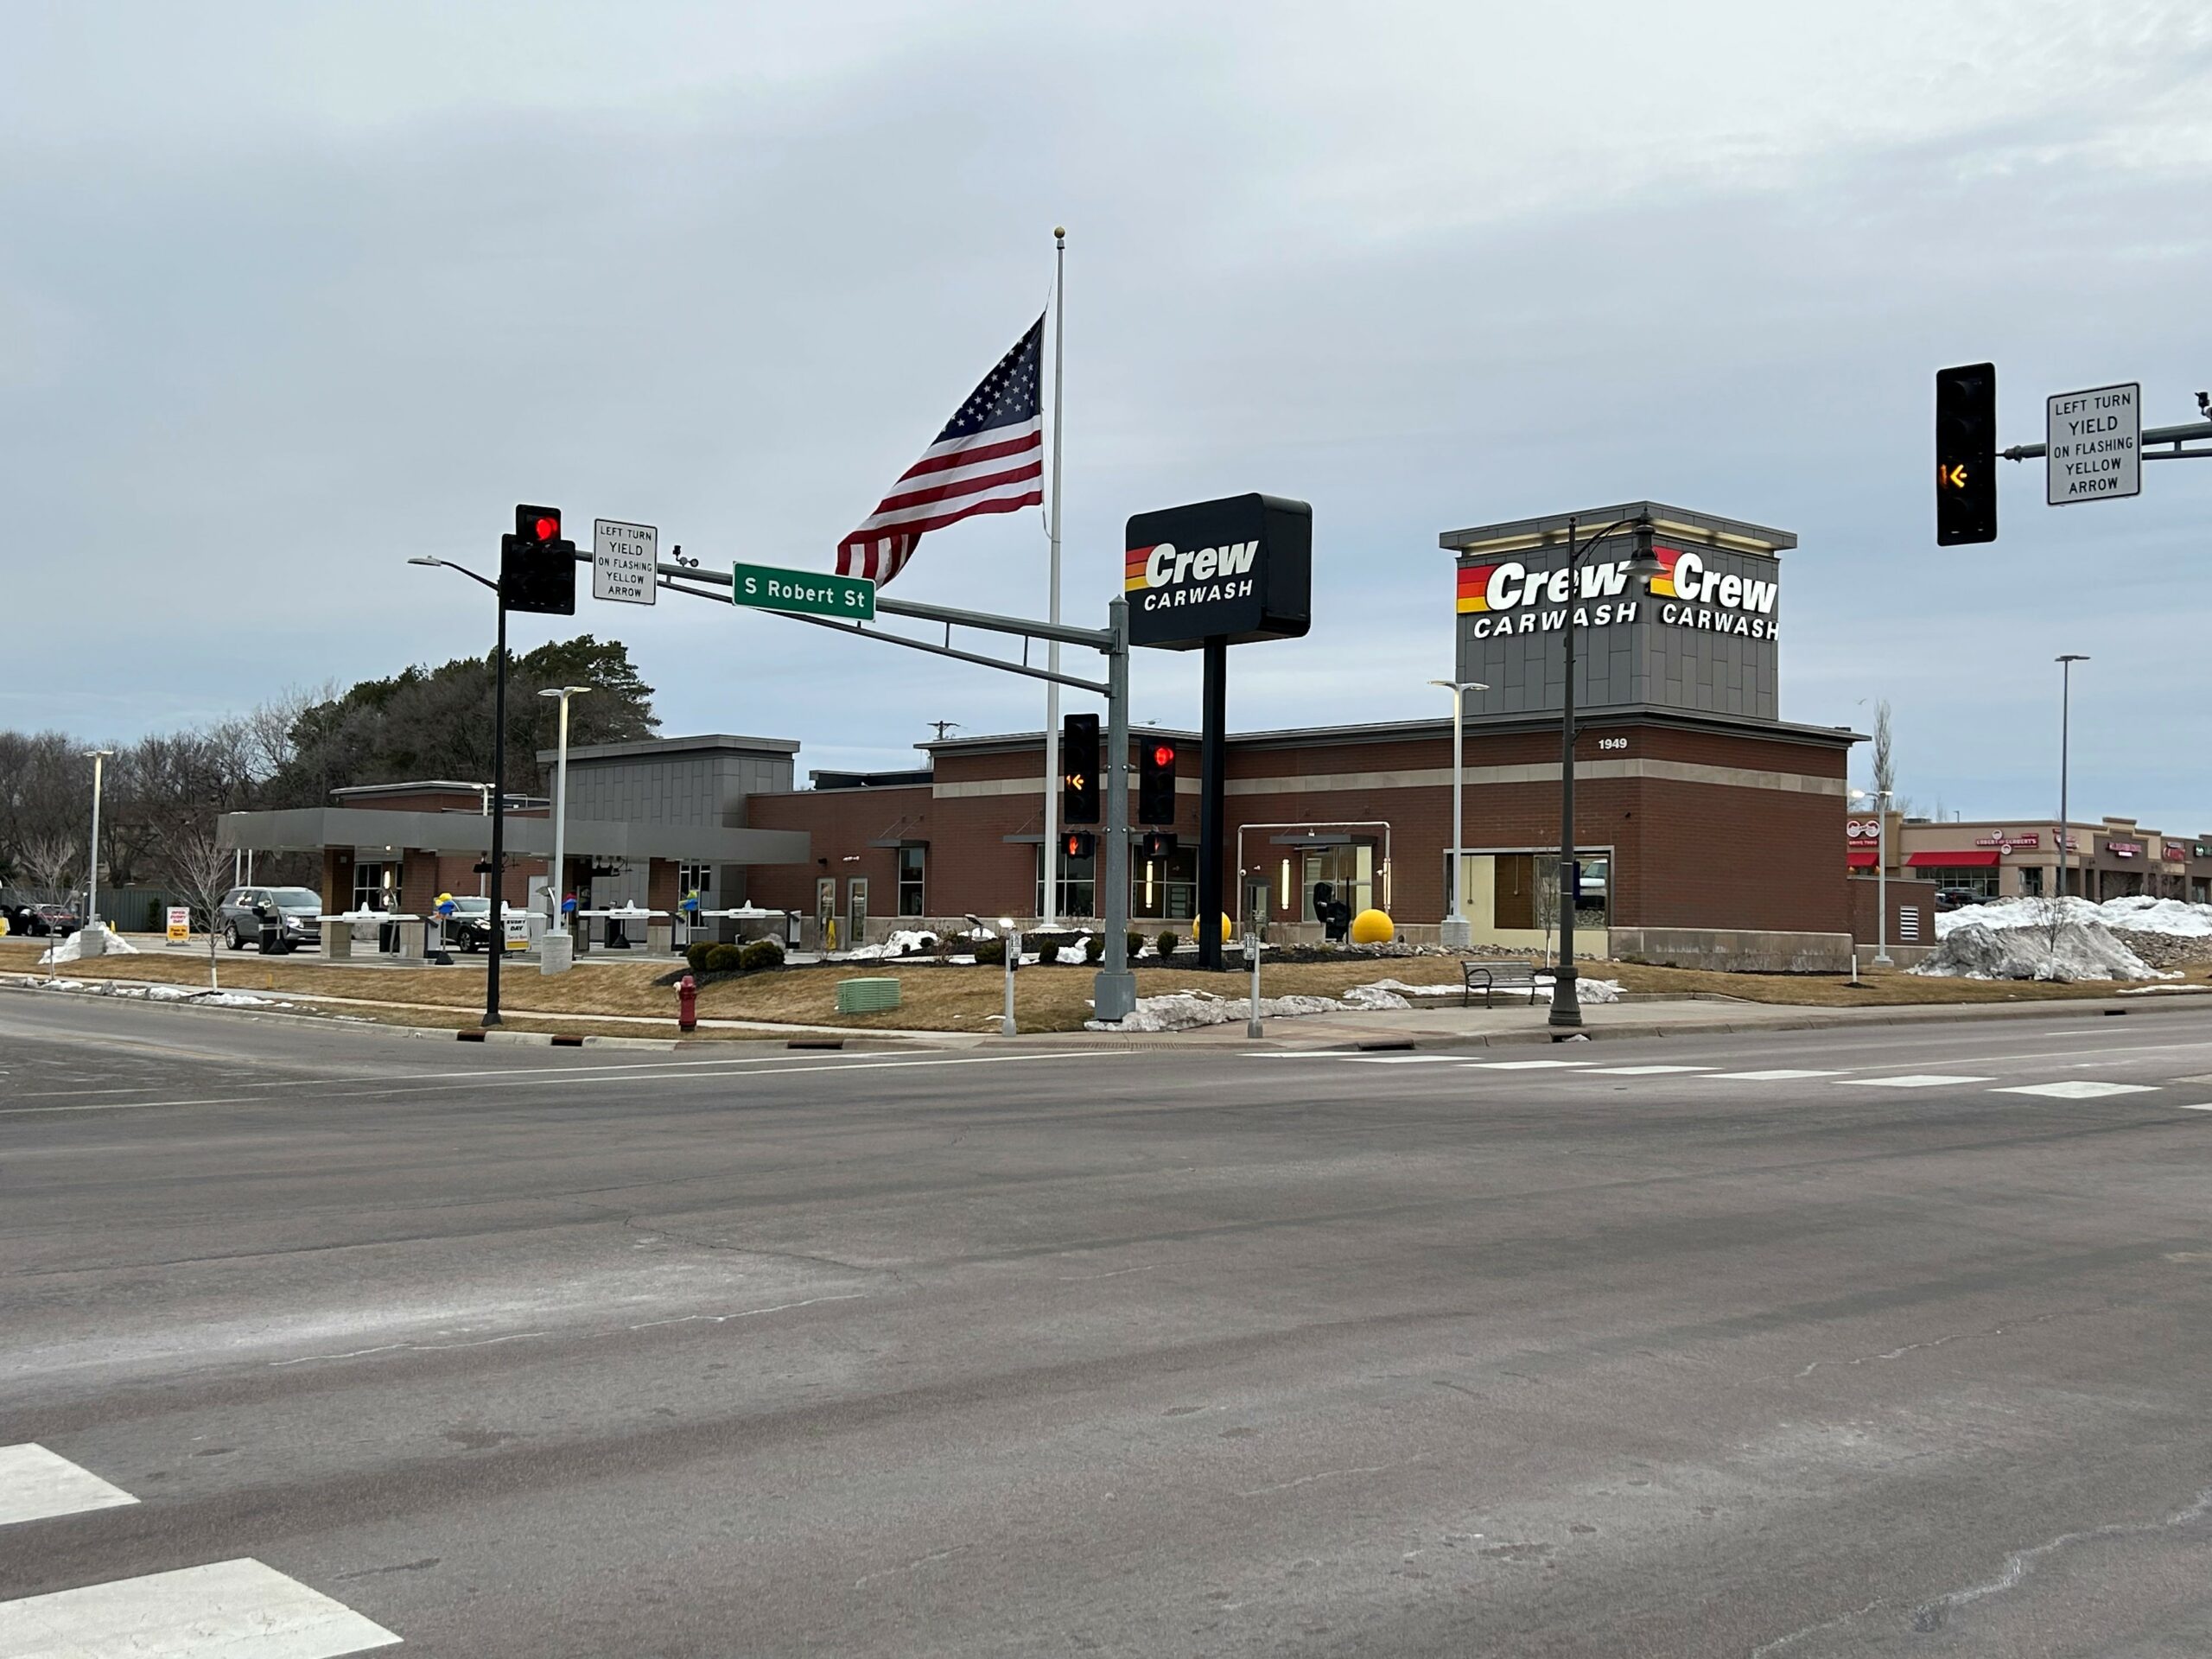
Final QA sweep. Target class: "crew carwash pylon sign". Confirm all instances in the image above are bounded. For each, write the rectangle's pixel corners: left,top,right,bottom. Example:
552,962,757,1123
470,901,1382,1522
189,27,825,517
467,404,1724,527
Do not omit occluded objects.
1127,493,1313,970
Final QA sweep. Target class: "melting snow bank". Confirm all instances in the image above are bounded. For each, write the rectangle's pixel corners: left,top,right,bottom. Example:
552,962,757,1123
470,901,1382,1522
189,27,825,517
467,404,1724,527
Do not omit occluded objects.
1911,918,2174,982
36,929,141,964
1935,895,2212,939
35,977,290,1008
1087,975,1622,1031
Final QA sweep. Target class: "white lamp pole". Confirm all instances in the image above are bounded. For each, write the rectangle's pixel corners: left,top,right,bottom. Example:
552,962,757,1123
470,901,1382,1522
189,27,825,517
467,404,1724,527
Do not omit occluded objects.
1851,787,1892,967
537,685,590,973
84,748,115,937
1429,679,1487,950
2057,655,2088,904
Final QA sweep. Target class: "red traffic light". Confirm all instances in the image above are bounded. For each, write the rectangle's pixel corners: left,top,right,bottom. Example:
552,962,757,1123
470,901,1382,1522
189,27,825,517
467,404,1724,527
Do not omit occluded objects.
1152,744,1175,767
516,504,563,545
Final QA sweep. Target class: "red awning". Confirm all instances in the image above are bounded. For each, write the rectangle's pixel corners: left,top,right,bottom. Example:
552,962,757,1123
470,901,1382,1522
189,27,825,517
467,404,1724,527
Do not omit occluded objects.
1906,849,2000,868
1847,849,1878,868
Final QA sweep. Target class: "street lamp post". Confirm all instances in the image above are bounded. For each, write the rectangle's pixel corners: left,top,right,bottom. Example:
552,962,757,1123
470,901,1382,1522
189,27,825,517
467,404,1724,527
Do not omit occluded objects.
410,555,509,1026
2057,654,2088,903
84,747,115,950
537,684,591,975
1850,787,1893,967
1428,679,1489,950
1548,516,1662,1030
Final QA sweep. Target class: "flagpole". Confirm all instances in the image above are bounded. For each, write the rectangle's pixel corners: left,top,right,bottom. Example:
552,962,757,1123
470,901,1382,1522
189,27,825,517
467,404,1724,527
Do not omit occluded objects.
1040,226,1066,926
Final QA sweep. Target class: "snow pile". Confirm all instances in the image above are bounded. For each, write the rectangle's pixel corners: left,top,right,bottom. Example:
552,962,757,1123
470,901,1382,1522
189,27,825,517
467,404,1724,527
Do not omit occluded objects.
1357,974,1623,1005
842,929,939,961
1056,943,1090,965
1935,895,2212,939
1913,918,2172,982
37,977,289,1007
36,929,141,965
1088,976,1627,1029
1090,991,1363,1032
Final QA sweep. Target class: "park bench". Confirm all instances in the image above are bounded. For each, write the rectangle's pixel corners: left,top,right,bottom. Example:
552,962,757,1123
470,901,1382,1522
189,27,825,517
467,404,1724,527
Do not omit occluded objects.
1461,958,1541,1007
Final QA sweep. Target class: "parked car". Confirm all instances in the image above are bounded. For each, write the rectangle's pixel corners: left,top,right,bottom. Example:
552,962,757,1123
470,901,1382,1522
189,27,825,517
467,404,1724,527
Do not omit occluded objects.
1932,888,1989,912
8,902,84,937
218,886,324,951
442,895,493,952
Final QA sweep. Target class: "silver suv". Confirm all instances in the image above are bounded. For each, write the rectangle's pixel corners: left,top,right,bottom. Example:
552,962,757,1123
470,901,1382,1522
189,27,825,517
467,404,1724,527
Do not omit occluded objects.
218,886,323,952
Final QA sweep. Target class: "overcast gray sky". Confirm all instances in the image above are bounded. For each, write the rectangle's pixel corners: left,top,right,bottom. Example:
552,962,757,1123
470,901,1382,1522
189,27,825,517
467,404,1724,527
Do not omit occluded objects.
5,2,2209,825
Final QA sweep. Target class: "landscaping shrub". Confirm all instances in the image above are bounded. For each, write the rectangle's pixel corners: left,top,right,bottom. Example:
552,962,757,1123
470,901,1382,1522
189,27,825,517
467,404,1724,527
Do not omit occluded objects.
703,943,744,973
1128,930,1145,961
738,938,785,972
1082,933,1104,963
973,937,1006,965
685,941,717,974
1154,930,1179,962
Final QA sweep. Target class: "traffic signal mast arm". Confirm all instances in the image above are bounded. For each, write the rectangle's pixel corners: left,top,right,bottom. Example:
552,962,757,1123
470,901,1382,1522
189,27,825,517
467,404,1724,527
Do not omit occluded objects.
613,552,1113,694
2003,416,2212,462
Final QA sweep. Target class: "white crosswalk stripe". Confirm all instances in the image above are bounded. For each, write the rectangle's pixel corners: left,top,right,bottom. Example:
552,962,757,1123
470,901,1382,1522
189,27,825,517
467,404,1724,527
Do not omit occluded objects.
1585,1065,1715,1076
1840,1074,1995,1089
1708,1070,1848,1081
1334,1054,1467,1065
0,1445,137,1528
1993,1080,2161,1098
1460,1059,1593,1070
0,1558,400,1658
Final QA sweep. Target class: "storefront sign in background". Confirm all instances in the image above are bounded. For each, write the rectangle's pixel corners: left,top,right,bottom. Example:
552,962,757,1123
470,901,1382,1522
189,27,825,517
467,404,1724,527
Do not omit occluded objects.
167,906,191,944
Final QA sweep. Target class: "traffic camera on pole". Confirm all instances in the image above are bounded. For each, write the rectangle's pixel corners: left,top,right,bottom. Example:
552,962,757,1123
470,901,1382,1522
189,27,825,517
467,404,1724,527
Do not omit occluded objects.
500,504,578,614
1936,365,1998,545
1138,738,1177,824
1061,713,1099,824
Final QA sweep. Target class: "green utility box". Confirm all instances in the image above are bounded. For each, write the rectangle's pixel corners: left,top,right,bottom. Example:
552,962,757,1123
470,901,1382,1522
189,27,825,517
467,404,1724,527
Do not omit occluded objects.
836,977,901,1014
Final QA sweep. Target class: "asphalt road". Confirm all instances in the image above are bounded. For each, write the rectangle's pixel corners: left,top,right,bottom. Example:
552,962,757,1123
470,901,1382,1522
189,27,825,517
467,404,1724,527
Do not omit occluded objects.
4,989,2212,1657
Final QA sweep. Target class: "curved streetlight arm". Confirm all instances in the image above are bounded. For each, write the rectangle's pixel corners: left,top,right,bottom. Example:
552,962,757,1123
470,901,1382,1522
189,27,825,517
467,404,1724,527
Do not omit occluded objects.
408,556,500,597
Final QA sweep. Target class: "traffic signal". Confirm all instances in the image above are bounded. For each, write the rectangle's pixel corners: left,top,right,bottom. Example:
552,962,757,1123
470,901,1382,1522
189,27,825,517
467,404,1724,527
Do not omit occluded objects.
500,502,577,614
1061,713,1099,824
1141,830,1178,860
1935,364,1997,545
1138,738,1177,824
1063,831,1096,861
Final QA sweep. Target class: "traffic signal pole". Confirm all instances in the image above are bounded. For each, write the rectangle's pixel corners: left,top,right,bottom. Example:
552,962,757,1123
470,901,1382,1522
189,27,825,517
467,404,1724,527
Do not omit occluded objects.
1196,635,1229,969
485,591,508,1027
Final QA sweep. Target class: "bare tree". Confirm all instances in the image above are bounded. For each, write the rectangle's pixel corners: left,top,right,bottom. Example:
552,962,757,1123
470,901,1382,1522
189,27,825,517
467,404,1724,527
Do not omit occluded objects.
1872,700,1896,801
1532,852,1563,968
155,816,237,990
17,835,79,907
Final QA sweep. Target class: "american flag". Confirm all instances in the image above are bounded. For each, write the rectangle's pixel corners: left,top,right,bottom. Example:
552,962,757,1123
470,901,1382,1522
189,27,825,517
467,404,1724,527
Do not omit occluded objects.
837,315,1045,584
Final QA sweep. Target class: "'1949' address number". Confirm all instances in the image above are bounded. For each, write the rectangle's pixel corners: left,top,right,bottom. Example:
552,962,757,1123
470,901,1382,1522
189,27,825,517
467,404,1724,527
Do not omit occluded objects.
1597,737,1628,751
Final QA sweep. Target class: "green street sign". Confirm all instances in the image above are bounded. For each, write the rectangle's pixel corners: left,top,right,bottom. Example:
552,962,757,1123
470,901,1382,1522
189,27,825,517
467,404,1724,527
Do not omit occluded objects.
729,562,875,621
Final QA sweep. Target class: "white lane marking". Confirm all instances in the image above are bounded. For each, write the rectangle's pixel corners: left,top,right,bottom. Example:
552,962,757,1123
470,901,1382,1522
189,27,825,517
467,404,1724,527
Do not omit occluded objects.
1707,1079,1849,1092
1585,1065,1716,1076
2175,1104,2212,1112
1460,1060,1594,1071
268,1329,549,1367
0,1096,257,1117
0,1557,399,1657
0,1444,137,1527
628,1292,867,1331
1335,1055,1467,1065
1,1054,1113,1116
1840,1074,1995,1089
1994,1080,2162,1099
235,1050,895,1087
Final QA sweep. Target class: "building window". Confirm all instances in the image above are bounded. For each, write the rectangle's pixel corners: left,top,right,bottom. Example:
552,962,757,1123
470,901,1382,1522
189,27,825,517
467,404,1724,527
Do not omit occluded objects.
1135,843,1197,920
677,862,713,903
897,845,925,917
1917,865,2000,898
352,861,397,912
2018,866,2044,897
1037,842,1096,918
1298,842,1376,922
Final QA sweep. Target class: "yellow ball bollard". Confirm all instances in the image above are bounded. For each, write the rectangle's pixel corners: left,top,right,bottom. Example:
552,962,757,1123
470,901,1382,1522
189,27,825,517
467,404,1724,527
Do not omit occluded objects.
1192,913,1234,945
1350,908,1395,944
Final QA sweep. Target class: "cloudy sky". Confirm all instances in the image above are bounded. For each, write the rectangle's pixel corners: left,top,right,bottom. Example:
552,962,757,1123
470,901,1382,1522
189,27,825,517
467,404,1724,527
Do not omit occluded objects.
6,2,2209,825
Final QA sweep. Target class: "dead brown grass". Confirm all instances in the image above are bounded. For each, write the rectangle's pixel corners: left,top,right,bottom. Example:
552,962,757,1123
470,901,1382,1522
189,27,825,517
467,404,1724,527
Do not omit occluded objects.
8,938,2200,1034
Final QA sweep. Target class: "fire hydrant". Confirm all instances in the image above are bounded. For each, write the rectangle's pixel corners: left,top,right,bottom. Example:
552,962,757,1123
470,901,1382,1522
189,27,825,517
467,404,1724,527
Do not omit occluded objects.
677,973,698,1033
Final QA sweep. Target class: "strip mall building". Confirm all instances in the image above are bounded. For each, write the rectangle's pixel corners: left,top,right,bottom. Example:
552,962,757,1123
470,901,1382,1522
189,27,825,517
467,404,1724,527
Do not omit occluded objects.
224,500,1863,969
